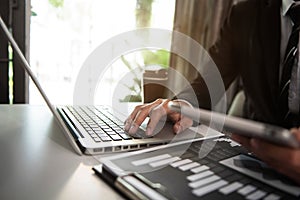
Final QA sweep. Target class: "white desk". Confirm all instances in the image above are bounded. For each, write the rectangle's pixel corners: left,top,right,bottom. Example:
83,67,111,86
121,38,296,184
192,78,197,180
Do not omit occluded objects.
0,105,123,200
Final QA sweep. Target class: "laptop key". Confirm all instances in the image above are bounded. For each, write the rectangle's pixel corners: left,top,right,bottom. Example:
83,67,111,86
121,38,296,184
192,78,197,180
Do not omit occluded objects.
246,190,267,200
187,170,214,182
106,131,117,135
93,137,101,142
179,162,200,171
95,130,105,134
263,193,281,200
100,136,112,142
96,133,107,137
238,185,257,196
92,127,102,131
119,125,125,129
192,180,228,197
171,159,192,168
191,165,209,173
119,133,132,140
219,182,243,195
90,133,98,138
110,125,119,129
189,175,221,189
110,134,122,141
101,125,110,129
116,130,125,134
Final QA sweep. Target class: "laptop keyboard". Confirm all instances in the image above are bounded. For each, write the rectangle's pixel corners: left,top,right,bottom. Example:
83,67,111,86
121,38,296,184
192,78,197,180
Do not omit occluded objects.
67,106,133,142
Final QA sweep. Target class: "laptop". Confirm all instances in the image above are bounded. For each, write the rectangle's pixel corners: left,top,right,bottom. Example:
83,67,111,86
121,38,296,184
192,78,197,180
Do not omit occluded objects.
93,135,300,199
0,16,202,155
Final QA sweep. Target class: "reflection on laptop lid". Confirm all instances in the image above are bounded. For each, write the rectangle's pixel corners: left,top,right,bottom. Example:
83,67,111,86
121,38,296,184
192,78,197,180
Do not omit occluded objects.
0,16,202,155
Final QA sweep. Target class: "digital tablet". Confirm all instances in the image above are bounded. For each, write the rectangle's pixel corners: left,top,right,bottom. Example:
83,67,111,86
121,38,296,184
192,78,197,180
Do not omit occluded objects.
168,102,300,148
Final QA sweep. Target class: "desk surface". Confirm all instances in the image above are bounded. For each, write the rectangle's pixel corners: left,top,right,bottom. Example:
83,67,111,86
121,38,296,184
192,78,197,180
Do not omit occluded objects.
0,105,123,200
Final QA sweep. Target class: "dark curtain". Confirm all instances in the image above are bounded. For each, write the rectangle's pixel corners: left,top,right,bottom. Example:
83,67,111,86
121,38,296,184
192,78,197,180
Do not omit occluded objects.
169,0,234,87
166,0,241,111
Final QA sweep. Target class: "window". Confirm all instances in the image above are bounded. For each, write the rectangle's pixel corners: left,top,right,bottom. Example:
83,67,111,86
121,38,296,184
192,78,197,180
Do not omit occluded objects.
30,0,175,105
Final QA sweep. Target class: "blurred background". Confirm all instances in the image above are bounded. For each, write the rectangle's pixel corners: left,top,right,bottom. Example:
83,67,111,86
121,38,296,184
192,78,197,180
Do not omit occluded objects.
0,0,239,109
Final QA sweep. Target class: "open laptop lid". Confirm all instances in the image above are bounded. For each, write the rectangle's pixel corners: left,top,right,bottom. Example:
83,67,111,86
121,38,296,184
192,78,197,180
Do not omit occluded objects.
0,16,82,155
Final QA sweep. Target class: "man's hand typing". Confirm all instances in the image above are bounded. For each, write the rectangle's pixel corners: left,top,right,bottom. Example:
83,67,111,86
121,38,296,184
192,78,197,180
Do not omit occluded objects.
124,99,193,137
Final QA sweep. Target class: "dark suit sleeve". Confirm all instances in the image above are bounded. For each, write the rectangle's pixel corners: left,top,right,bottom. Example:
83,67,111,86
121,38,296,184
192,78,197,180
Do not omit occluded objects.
176,4,241,110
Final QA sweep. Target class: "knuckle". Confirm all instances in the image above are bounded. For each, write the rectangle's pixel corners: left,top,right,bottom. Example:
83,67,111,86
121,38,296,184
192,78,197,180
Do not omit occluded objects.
152,106,166,116
135,105,143,110
153,98,164,105
156,98,163,102
133,105,148,114
138,107,149,115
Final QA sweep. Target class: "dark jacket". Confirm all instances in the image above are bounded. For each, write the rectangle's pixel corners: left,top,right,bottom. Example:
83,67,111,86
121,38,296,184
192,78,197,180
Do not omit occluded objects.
177,0,290,127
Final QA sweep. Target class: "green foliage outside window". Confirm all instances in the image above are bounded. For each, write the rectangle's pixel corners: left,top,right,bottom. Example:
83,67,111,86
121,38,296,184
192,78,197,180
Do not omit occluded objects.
48,0,64,8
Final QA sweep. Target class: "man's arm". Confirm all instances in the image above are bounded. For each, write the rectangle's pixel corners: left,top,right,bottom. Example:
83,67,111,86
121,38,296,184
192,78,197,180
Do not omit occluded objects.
124,2,248,136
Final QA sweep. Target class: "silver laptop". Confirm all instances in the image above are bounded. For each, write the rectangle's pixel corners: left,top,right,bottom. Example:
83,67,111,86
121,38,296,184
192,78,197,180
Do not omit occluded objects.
0,16,201,155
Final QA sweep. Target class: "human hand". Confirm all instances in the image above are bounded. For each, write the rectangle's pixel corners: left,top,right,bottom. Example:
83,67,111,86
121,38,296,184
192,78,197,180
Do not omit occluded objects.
124,99,193,137
231,128,300,185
